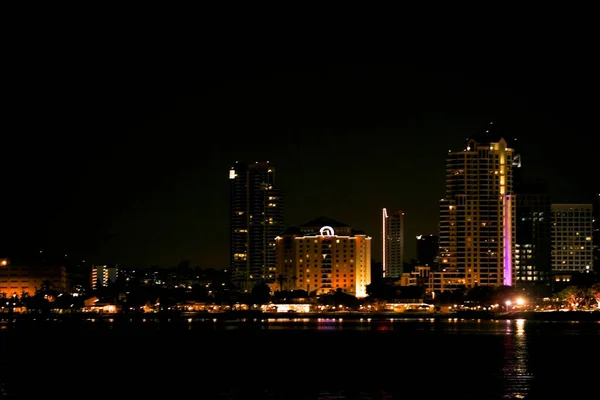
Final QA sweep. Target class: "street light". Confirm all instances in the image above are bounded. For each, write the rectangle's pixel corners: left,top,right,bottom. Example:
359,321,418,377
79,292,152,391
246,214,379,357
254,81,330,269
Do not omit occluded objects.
516,297,525,306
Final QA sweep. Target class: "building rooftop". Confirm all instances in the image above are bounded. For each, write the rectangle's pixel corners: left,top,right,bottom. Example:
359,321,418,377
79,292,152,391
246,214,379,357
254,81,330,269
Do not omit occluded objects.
281,226,303,235
468,122,512,146
280,217,369,237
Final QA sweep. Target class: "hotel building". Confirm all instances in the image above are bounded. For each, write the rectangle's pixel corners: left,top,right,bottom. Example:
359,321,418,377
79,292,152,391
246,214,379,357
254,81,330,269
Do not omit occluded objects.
274,217,371,297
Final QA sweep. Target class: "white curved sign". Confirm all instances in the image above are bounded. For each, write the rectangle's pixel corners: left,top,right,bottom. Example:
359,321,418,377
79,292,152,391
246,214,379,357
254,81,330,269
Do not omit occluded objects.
319,226,335,236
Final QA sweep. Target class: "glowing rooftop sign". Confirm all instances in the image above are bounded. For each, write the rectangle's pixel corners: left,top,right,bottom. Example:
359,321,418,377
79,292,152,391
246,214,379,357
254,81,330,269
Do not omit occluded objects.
319,226,335,236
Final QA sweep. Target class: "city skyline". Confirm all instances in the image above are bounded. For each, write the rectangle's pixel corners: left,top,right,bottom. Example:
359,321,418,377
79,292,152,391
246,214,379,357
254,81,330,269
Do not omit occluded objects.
2,62,598,270
3,14,600,400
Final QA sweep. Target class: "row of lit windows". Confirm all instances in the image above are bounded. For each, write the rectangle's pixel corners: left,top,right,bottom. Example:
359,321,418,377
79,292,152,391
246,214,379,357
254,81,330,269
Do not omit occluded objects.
552,252,592,256
298,243,354,247
553,245,593,250
553,222,592,226
300,278,353,286
297,239,356,244
299,257,354,262
298,250,355,254
515,265,537,270
298,274,354,282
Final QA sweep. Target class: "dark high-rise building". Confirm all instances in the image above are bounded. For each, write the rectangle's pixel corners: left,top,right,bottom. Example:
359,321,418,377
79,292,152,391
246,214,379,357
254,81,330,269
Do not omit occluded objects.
416,234,438,267
382,208,404,278
370,260,383,283
438,123,516,290
513,155,553,285
515,190,551,285
229,161,284,291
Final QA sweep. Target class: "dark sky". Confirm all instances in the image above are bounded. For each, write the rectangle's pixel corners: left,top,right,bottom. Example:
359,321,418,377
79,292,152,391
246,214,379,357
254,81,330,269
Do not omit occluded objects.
2,28,598,269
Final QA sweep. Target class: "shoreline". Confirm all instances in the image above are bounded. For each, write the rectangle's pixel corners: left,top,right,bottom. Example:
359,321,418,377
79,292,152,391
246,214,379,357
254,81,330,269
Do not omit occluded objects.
2,310,600,322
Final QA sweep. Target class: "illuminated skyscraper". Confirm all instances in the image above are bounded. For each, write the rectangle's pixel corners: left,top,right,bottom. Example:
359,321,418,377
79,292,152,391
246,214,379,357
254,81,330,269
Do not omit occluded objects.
382,208,405,278
438,123,516,289
229,161,284,291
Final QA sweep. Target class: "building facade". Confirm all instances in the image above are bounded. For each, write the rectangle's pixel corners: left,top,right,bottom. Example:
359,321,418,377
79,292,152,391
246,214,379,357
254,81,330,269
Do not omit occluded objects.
551,204,594,274
416,234,438,268
382,209,405,278
438,124,516,290
275,217,371,297
91,264,118,290
515,193,551,284
0,258,67,297
229,161,285,291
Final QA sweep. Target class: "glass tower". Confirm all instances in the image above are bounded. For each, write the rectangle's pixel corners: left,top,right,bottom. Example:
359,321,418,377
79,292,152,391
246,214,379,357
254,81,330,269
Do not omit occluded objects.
229,161,284,291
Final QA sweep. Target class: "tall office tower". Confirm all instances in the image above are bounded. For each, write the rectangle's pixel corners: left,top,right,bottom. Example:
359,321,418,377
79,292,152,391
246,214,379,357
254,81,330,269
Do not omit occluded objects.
416,234,438,267
229,161,285,291
382,208,405,278
515,191,551,284
551,204,594,274
438,123,516,289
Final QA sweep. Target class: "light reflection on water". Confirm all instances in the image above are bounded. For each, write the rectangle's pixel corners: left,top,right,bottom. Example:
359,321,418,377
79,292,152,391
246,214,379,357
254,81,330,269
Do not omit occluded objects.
501,319,533,399
2,317,600,399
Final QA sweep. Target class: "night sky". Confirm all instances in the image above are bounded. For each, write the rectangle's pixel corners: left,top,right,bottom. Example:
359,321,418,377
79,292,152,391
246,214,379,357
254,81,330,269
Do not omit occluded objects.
3,32,598,269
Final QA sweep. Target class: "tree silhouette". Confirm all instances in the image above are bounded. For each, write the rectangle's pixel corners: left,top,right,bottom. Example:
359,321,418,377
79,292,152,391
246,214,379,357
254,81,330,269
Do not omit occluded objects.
318,289,358,309
53,293,82,310
290,288,306,298
557,286,588,310
19,290,30,304
332,288,358,308
588,283,600,309
250,282,271,305
491,285,518,304
276,274,286,292
366,281,397,301
24,280,59,313
465,286,495,303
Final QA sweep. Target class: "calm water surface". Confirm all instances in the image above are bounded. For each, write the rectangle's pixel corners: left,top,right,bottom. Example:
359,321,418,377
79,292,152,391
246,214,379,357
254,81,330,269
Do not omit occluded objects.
1,316,598,399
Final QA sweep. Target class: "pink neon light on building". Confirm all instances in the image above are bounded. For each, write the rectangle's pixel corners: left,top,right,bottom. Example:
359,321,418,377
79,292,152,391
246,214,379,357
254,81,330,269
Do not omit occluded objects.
503,195,513,286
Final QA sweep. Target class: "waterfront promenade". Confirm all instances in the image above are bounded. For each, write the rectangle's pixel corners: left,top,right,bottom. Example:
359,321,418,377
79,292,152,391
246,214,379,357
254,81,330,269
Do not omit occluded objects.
2,309,599,322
